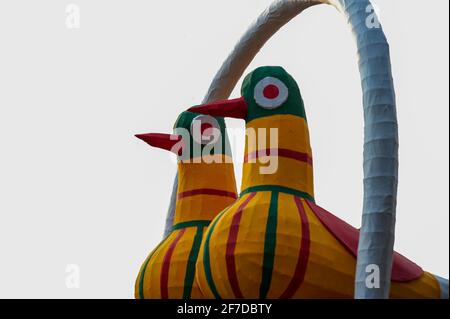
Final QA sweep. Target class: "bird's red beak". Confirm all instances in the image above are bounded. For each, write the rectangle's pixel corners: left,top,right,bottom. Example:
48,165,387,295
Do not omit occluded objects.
135,133,184,155
188,97,248,120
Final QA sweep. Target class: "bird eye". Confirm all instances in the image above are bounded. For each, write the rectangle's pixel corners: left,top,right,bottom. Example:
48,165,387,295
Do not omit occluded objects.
254,77,289,109
191,115,221,145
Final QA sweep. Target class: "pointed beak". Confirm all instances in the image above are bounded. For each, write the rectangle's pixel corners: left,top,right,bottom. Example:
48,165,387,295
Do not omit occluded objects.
135,133,183,155
188,97,248,119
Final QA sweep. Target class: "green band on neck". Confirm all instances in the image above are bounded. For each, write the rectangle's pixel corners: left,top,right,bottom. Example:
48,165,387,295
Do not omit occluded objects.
240,185,314,202
171,220,211,231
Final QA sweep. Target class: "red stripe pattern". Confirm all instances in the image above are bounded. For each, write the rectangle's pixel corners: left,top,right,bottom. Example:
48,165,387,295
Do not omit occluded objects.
244,148,313,166
178,189,237,200
280,197,311,299
225,193,257,299
160,229,186,299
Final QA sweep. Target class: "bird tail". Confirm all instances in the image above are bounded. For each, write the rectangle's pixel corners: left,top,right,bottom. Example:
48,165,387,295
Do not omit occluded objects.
433,275,449,299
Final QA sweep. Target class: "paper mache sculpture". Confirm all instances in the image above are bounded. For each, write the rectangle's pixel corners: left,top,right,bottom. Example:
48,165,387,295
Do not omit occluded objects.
134,0,449,299
135,112,237,299
190,66,447,299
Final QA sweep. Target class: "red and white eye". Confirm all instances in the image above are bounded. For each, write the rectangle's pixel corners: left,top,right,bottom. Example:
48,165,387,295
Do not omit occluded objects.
191,115,220,145
254,77,289,109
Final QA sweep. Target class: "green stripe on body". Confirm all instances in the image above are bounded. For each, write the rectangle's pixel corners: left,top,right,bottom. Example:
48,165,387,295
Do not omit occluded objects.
138,220,211,299
172,220,211,231
203,210,228,299
183,226,205,299
259,191,279,299
138,232,173,299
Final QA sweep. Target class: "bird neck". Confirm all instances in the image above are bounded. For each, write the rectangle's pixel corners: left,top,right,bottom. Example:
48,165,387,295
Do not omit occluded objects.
240,114,315,200
173,154,237,226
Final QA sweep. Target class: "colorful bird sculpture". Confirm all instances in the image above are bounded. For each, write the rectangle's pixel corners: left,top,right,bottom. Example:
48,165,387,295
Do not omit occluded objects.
134,111,237,299
189,66,447,299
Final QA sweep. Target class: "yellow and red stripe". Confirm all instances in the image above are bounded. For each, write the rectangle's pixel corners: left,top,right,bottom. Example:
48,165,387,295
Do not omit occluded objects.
225,192,257,298
136,158,237,299
196,191,442,299
136,222,209,299
197,191,315,299
280,196,310,299
160,228,186,298
178,189,237,200
245,148,313,166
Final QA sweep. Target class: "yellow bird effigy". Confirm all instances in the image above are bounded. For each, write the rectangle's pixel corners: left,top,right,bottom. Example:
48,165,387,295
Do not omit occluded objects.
134,111,237,299
190,66,444,299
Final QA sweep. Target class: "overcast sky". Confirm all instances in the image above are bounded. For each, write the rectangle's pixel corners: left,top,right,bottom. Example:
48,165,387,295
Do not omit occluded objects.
0,0,448,298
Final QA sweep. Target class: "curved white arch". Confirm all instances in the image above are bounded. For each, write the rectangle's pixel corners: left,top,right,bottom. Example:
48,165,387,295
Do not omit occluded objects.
166,0,398,299
202,0,321,103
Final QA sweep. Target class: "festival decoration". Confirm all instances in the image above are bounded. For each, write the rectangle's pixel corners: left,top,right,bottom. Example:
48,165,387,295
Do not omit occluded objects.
139,0,449,299
190,66,447,299
135,112,237,299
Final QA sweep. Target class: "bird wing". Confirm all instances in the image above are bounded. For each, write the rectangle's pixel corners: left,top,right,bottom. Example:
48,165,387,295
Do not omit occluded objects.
305,200,423,282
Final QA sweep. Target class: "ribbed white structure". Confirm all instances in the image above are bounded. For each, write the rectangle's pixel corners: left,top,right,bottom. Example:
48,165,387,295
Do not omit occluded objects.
329,0,398,299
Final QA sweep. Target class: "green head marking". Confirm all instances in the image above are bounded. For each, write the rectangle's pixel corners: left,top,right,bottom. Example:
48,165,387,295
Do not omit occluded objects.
241,66,306,123
173,111,229,160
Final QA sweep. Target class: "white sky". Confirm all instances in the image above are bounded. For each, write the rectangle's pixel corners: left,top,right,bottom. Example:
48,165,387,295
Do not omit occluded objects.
0,0,448,298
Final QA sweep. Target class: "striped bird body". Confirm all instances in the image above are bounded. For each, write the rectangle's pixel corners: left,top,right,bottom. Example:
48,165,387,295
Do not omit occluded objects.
196,114,442,299
135,157,237,299
196,191,441,299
